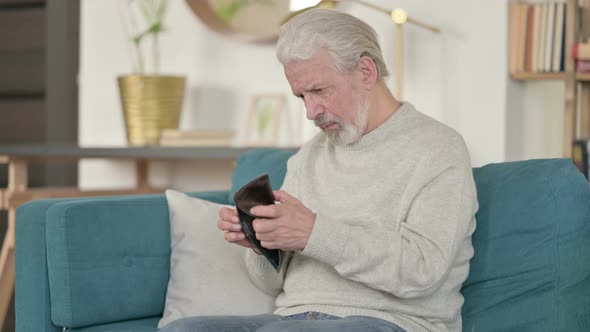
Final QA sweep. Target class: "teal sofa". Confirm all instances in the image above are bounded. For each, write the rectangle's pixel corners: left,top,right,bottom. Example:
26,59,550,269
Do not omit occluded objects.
15,148,590,331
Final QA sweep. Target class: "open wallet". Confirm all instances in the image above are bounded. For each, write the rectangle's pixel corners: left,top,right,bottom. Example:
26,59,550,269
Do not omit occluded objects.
233,174,282,271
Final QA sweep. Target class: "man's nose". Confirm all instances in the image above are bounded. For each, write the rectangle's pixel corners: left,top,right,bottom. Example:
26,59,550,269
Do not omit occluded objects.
304,98,324,120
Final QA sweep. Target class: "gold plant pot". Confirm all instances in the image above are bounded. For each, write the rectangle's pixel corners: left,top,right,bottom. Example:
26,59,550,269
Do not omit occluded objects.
118,75,186,146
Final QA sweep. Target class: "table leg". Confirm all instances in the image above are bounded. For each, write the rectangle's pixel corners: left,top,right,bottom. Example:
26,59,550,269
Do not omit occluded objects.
136,159,149,190
0,159,27,329
0,209,15,329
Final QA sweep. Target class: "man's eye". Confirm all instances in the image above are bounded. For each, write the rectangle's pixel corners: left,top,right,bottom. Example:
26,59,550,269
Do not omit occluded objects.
313,88,324,94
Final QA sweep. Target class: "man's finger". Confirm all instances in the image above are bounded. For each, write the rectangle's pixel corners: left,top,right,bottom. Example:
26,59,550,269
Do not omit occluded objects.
250,204,280,218
252,218,276,234
255,231,272,242
231,238,256,250
219,207,235,219
220,208,240,223
224,231,245,243
218,220,241,232
273,190,291,203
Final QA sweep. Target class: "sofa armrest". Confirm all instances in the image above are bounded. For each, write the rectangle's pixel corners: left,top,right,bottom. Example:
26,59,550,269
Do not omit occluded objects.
16,198,71,332
16,190,229,331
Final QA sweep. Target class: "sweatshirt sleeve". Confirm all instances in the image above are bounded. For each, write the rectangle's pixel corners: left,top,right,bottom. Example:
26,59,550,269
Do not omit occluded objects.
245,250,292,296
244,153,301,296
301,136,478,299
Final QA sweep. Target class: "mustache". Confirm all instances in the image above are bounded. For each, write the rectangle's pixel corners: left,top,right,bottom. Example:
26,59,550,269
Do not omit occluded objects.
314,114,342,128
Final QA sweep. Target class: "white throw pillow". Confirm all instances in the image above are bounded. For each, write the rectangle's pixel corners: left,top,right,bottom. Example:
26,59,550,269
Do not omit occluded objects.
159,190,275,328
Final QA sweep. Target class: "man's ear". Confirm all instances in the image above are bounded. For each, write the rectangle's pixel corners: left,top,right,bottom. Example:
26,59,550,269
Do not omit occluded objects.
358,56,378,88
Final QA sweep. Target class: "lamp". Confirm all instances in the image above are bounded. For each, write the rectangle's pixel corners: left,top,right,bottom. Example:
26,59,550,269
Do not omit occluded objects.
285,0,441,99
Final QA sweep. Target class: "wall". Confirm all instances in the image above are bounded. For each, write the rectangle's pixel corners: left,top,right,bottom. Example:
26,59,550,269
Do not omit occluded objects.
505,80,564,161
79,0,515,191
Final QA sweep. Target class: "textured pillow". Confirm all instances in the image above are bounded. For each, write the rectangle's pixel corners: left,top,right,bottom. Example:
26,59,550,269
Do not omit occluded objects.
159,190,275,328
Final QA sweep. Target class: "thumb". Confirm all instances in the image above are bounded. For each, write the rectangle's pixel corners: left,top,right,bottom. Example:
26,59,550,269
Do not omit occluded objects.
273,190,293,203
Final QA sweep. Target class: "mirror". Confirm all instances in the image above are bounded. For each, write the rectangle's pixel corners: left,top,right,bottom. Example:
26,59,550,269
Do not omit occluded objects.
185,0,322,44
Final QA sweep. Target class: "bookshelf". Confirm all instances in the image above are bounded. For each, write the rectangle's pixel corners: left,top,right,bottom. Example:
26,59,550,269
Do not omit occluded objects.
511,72,566,80
509,0,589,158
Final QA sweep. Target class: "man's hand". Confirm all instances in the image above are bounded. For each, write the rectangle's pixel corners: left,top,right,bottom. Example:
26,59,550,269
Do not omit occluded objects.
217,206,259,253
250,190,316,251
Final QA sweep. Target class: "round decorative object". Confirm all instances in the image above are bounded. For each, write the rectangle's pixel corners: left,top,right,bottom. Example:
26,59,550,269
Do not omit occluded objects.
185,0,326,44
391,9,408,25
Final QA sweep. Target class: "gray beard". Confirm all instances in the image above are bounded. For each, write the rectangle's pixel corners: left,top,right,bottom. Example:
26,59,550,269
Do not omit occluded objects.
315,92,369,146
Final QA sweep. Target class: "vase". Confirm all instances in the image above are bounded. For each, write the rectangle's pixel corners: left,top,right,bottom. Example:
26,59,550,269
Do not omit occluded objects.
118,75,186,146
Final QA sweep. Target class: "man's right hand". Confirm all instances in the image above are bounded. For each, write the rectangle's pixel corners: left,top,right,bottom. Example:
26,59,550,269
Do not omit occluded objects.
217,206,260,253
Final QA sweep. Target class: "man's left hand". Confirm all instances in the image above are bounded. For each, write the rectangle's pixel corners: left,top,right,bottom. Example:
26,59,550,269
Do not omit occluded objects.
250,190,315,251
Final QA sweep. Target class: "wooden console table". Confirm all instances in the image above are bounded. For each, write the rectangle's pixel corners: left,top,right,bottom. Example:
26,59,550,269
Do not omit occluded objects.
0,144,297,328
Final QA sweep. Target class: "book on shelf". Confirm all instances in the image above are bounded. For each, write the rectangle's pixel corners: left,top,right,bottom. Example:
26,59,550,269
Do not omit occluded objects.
509,1,567,74
544,3,555,72
577,0,590,72
159,129,235,147
537,3,547,72
553,2,566,72
524,4,535,71
576,59,590,72
573,42,590,60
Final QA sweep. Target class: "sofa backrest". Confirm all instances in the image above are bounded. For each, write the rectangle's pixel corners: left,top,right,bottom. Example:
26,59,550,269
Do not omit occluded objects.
463,158,590,331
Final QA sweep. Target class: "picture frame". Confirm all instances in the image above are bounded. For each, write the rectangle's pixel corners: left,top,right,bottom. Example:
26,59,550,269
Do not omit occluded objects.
296,99,321,146
245,94,285,146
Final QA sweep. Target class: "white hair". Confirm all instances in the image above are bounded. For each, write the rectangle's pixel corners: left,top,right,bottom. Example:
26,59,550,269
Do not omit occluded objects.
277,8,390,80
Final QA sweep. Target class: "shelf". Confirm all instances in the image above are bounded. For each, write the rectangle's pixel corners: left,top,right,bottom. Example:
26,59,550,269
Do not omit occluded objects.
510,72,590,82
510,72,566,81
576,72,590,81
0,145,299,161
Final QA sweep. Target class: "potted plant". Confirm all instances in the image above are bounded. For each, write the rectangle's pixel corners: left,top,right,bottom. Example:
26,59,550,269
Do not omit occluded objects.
118,0,186,146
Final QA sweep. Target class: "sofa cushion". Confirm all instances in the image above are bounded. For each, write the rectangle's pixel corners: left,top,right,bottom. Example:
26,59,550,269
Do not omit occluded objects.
70,316,160,332
229,148,296,203
159,190,274,328
462,159,590,331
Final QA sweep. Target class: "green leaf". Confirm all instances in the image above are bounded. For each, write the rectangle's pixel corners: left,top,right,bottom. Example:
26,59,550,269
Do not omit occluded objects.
138,0,154,25
156,0,167,21
149,22,162,34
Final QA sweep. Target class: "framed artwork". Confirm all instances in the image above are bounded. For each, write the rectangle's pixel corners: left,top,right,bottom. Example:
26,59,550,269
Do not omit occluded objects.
295,100,321,146
245,94,285,146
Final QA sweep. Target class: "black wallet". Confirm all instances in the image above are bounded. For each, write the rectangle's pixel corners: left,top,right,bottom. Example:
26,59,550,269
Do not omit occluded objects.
233,174,282,271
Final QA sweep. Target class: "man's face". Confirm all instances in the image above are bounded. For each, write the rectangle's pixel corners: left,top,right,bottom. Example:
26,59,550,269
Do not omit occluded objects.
284,50,369,146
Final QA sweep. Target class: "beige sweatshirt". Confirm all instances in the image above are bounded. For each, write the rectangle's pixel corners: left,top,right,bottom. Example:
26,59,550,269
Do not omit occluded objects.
245,102,478,332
